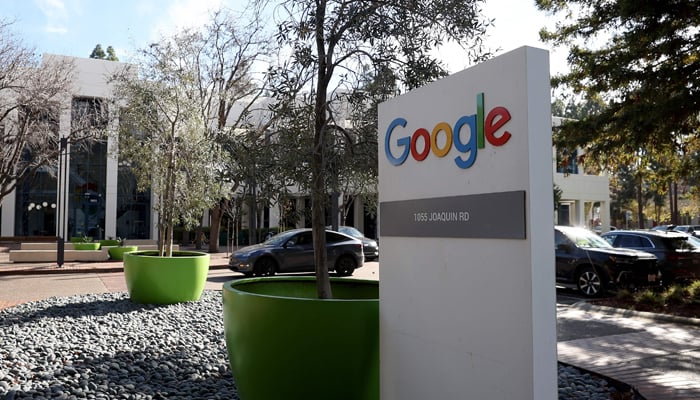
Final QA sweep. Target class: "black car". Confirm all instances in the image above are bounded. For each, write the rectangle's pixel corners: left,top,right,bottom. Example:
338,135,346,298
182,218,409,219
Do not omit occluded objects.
601,229,700,284
337,226,379,261
672,225,700,237
229,228,364,277
555,226,658,297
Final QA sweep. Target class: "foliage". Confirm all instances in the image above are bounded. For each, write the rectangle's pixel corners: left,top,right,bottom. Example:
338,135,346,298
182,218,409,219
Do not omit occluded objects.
539,0,700,226
90,44,119,61
688,280,700,304
553,184,563,210
266,0,493,299
0,20,106,206
537,0,700,159
633,289,664,308
110,51,225,256
111,7,272,255
661,285,687,306
90,44,106,59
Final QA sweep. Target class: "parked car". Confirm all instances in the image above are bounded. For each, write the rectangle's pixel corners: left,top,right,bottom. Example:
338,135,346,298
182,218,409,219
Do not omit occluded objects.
651,224,676,231
601,229,700,283
672,225,700,237
229,228,364,277
555,226,658,297
337,226,379,261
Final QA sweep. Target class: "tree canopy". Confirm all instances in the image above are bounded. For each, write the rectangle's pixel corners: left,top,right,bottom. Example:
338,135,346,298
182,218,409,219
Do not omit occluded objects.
266,0,492,298
90,44,119,61
109,8,271,254
537,0,700,163
0,20,103,207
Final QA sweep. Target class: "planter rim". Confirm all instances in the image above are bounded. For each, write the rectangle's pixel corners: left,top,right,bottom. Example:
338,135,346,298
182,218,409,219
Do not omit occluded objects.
224,276,378,302
125,250,209,259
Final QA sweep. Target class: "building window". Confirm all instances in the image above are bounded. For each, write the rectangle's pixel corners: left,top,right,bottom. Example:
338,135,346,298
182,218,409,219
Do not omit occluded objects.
116,164,151,239
72,97,108,130
556,149,579,174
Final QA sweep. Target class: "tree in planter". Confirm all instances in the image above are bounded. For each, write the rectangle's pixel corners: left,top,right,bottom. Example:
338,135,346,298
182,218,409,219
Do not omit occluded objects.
155,8,273,253
109,43,229,257
266,0,493,298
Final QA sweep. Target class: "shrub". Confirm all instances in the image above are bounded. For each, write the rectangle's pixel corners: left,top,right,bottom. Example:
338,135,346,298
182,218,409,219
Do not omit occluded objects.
615,289,634,302
661,285,687,306
686,280,700,304
633,289,664,308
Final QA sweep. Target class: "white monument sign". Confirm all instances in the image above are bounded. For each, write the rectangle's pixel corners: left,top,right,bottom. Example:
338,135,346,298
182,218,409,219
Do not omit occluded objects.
378,46,557,400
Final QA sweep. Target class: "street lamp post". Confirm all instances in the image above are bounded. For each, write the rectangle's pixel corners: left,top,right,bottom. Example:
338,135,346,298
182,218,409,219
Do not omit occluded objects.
57,137,68,268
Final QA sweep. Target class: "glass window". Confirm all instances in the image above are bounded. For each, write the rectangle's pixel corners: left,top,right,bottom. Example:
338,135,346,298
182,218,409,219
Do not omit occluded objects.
116,164,151,239
68,141,107,239
14,169,57,236
618,235,646,248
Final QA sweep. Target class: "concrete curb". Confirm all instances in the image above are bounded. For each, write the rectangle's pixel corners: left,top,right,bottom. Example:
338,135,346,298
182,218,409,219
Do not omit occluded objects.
570,300,700,327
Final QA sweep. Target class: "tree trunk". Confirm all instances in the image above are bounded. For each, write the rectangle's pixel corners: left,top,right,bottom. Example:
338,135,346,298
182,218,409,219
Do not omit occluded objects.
636,173,644,229
209,201,224,253
311,0,332,299
312,149,331,299
667,180,675,225
672,181,679,225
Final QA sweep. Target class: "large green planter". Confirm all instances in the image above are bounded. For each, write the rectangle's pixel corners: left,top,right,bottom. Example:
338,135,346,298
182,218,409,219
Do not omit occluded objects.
108,245,138,261
124,250,210,304
73,243,100,250
223,277,379,400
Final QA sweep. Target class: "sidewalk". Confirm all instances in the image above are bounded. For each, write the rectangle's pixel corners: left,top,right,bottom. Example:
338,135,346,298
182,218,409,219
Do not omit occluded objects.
1,249,699,400
0,246,232,275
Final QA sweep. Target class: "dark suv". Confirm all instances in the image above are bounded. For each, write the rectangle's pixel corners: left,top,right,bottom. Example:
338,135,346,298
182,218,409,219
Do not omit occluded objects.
555,226,658,297
601,230,700,284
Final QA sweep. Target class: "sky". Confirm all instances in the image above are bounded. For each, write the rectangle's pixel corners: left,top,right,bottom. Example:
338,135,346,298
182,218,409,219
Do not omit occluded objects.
0,0,568,76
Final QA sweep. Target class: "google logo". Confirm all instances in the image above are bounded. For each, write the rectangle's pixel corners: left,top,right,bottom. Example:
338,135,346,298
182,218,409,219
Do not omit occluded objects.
384,93,512,169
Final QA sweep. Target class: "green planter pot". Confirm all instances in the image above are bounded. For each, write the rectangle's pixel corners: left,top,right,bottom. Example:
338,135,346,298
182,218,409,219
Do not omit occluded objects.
108,246,138,261
99,239,121,247
124,250,210,304
73,243,100,250
223,277,379,400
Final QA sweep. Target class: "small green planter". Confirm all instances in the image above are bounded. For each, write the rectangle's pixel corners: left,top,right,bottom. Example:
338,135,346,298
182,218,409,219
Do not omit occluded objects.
223,277,379,400
123,250,210,304
108,246,138,261
99,239,121,247
73,243,100,250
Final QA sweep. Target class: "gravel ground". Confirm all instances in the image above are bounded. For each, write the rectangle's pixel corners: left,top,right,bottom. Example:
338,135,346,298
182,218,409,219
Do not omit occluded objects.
0,291,638,399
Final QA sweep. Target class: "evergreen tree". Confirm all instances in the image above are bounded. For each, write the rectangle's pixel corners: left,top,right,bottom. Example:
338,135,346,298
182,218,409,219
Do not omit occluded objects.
89,44,106,59
90,44,118,61
106,46,119,61
537,0,700,160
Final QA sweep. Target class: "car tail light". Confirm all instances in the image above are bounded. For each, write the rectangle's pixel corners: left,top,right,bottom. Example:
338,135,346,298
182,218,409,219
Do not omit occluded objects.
666,251,690,261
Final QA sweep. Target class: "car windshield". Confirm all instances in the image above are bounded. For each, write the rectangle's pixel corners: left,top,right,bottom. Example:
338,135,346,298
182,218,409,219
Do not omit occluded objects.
264,230,300,246
683,235,700,249
665,236,696,251
339,226,363,238
562,228,612,249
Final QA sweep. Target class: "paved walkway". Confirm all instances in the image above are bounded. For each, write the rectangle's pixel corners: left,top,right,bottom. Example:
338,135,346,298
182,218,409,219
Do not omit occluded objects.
557,303,700,400
0,249,697,399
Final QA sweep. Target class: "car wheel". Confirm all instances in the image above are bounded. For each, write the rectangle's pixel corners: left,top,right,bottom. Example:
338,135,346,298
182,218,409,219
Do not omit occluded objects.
254,257,277,277
335,255,356,277
577,266,604,297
